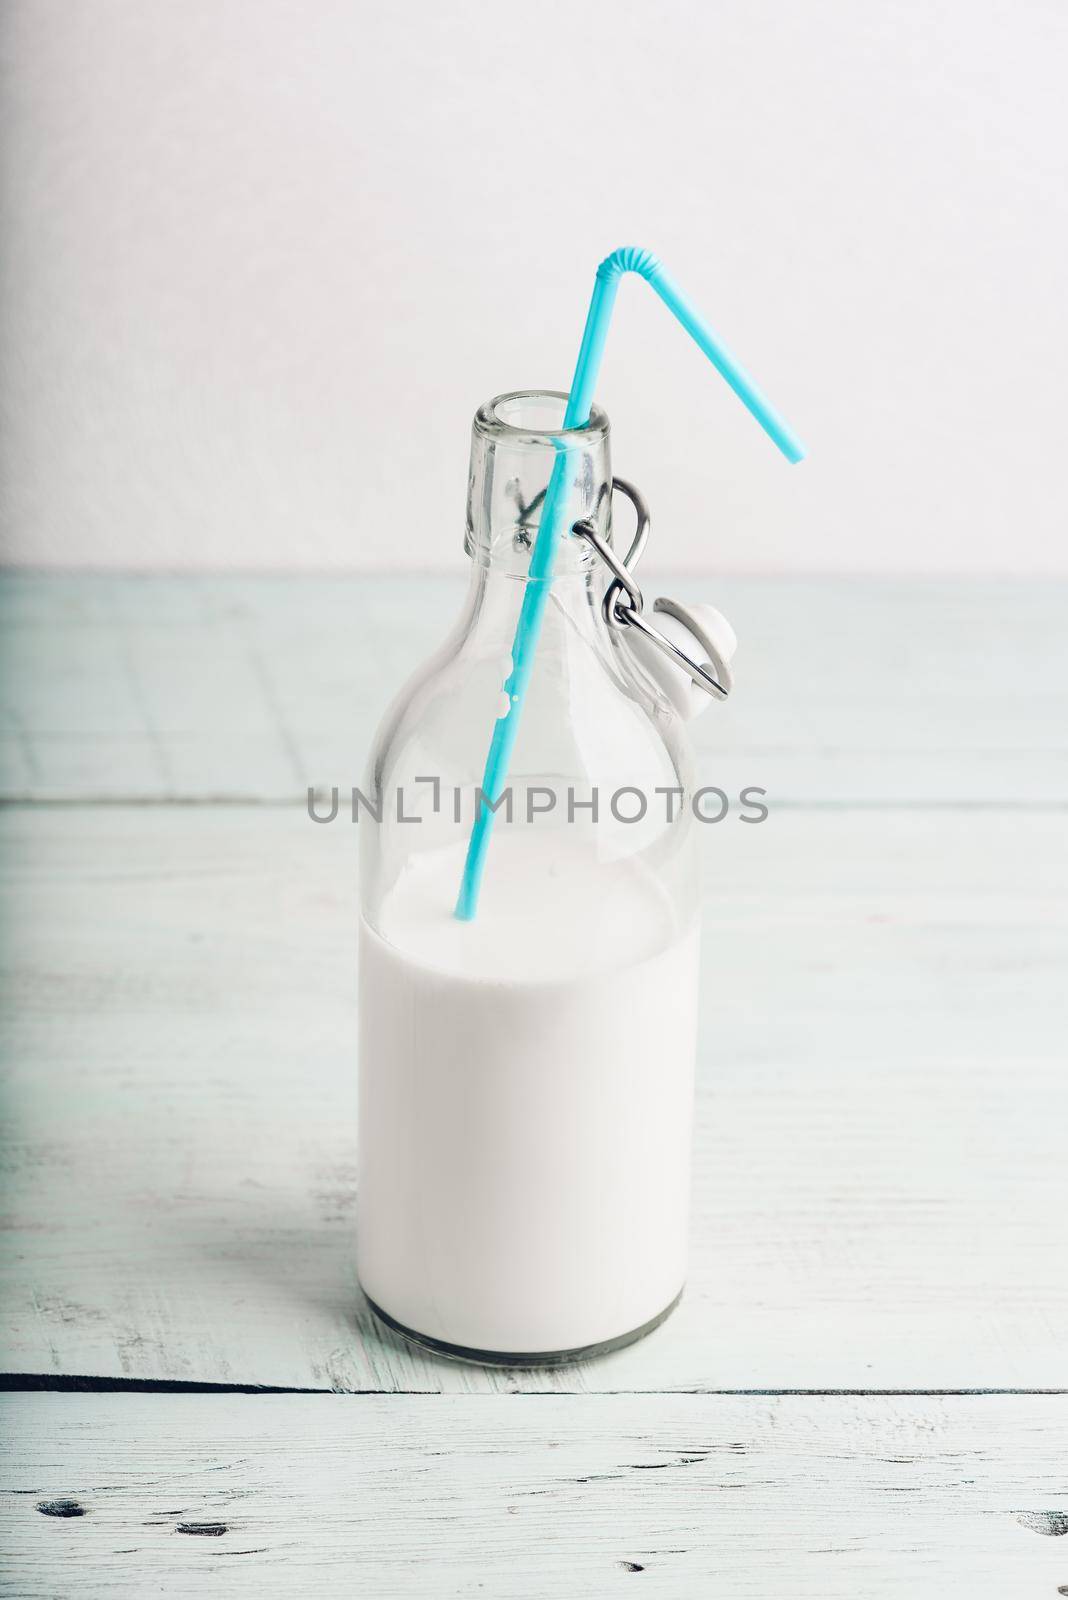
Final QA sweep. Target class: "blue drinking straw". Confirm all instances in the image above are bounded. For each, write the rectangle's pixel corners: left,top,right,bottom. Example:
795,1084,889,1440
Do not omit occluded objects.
454,246,805,920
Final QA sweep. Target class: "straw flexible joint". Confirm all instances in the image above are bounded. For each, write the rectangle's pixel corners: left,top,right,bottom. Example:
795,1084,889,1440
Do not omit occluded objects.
596,246,661,283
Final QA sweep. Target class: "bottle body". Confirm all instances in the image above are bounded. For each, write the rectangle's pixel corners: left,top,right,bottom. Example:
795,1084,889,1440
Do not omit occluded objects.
356,392,700,1360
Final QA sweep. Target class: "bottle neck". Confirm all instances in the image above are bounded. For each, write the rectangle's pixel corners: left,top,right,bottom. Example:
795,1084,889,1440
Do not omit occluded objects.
465,390,613,578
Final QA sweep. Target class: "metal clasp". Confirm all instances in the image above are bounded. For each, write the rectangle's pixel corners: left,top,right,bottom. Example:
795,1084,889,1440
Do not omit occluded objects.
572,479,730,701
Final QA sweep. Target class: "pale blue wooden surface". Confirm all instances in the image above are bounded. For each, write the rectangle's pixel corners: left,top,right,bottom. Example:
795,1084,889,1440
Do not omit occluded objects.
2,574,1066,803
1,575,1066,1597
1,573,1065,1394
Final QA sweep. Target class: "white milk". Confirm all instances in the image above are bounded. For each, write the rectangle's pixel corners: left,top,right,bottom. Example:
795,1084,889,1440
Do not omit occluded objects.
357,832,699,1356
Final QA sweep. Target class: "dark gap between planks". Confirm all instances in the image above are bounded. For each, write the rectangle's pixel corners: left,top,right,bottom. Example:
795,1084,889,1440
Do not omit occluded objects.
3,1374,1066,1396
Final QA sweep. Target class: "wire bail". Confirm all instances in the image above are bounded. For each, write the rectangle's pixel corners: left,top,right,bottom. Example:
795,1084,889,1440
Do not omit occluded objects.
572,480,731,700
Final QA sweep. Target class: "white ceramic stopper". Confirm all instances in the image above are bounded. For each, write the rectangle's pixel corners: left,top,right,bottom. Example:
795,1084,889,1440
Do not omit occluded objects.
626,602,737,720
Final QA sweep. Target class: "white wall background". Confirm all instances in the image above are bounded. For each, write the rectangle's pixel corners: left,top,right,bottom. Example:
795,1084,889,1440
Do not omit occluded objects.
1,0,1065,574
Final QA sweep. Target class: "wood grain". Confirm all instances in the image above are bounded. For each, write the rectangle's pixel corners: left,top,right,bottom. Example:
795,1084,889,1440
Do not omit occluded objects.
2,1393,1067,1598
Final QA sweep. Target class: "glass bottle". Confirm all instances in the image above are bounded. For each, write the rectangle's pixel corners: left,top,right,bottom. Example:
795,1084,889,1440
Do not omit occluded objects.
357,391,700,1364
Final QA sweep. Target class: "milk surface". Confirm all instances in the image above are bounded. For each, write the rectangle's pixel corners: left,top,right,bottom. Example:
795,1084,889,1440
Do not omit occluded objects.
357,832,699,1355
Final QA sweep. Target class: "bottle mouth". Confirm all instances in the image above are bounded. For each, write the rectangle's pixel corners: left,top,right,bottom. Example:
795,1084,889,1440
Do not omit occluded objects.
475,390,609,447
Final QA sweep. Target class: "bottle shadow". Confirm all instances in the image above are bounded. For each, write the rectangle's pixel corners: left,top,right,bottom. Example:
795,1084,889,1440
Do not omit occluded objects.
161,1197,536,1391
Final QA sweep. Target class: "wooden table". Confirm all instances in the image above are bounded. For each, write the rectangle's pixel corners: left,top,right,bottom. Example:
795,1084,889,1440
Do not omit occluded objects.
1,573,1065,1596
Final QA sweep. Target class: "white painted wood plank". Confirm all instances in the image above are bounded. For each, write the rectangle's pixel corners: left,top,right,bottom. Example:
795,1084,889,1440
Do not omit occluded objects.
2,574,1066,803
2,805,1065,1392
2,1394,1067,1598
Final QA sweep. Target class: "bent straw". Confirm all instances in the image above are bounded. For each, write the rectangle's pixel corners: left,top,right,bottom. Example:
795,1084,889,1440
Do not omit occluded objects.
454,246,805,920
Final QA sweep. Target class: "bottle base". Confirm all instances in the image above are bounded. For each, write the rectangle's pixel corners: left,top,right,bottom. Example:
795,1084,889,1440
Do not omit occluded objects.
363,1287,683,1368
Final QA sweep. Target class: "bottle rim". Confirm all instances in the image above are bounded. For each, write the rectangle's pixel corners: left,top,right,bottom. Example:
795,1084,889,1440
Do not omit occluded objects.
475,390,609,447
